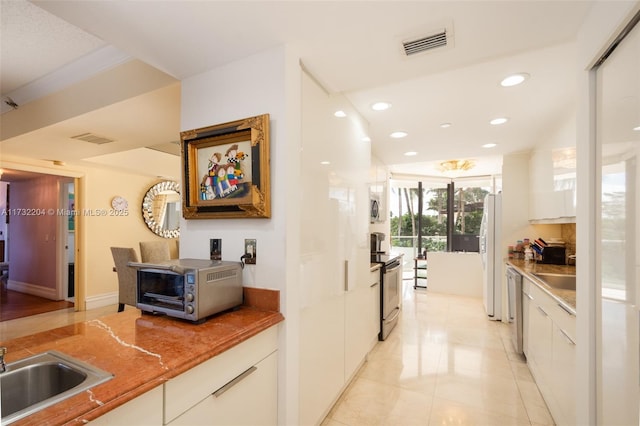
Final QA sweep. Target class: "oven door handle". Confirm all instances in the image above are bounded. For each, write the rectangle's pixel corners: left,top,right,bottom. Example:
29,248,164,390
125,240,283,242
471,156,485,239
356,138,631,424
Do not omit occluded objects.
385,262,401,273
385,307,401,323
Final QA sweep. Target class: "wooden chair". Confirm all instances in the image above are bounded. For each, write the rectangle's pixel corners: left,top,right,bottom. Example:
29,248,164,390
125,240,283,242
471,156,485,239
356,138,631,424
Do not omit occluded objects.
110,247,139,312
139,240,171,263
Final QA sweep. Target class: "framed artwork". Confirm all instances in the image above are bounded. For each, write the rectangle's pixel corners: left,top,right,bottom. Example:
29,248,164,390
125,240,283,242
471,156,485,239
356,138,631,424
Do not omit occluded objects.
180,114,270,219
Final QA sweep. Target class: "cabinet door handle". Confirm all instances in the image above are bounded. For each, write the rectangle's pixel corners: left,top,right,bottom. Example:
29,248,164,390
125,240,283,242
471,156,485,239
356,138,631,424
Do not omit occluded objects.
523,292,533,300
537,306,548,317
557,302,575,316
213,366,257,398
559,328,576,345
344,260,349,292
370,281,380,288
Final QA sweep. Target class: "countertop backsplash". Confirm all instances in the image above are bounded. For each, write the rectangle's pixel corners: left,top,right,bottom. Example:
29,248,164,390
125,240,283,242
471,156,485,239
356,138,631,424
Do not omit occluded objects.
561,223,576,256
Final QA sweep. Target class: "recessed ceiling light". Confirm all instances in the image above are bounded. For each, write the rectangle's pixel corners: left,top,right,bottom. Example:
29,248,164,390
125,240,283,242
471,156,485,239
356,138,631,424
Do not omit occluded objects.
334,110,346,118
362,136,371,142
371,102,392,111
490,117,508,125
390,131,408,138
440,122,452,128
404,151,418,156
320,161,331,165
634,125,640,131
482,143,497,148
500,73,530,87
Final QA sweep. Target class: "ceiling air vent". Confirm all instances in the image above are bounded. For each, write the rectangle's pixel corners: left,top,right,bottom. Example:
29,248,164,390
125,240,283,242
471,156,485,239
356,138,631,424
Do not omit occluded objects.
403,29,448,56
71,132,114,145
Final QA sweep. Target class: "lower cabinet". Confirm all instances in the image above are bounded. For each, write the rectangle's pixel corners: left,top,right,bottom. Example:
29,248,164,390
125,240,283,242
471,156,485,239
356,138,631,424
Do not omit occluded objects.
90,385,163,425
92,327,278,426
523,277,576,425
167,351,277,426
551,322,576,425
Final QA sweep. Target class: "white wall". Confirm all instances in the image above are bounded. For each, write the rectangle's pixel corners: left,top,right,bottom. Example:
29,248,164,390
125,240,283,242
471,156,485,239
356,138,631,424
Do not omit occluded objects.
179,45,303,425
0,156,174,309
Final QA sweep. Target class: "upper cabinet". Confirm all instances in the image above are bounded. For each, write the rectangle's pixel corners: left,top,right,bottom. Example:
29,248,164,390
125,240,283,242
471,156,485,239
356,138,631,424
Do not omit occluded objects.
528,109,577,223
529,147,577,222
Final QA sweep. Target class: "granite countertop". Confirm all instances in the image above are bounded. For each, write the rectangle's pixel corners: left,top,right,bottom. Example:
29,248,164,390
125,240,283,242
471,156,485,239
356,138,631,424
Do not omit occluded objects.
507,259,576,313
1,287,284,426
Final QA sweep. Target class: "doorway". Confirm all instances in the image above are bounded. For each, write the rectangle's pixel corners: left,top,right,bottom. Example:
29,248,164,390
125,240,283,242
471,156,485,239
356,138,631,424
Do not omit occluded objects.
0,168,78,321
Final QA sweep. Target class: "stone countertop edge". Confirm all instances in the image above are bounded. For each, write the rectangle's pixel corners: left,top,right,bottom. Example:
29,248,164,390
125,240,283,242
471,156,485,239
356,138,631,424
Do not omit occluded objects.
506,259,576,314
2,286,284,426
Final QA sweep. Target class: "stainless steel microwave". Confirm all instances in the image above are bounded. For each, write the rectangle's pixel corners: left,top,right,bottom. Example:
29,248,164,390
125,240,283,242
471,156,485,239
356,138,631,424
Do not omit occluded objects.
129,259,243,323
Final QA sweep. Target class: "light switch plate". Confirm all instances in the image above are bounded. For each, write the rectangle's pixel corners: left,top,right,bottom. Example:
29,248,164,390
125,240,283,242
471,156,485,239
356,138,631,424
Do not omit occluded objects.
244,239,256,264
210,239,222,260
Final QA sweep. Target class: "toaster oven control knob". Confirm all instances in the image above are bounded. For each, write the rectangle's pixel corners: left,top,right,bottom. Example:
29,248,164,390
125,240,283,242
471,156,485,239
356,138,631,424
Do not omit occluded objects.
185,293,194,302
186,305,194,314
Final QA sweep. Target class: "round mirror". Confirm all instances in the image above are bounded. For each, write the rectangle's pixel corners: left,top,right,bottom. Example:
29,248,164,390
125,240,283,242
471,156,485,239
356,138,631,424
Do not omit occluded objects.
142,181,181,238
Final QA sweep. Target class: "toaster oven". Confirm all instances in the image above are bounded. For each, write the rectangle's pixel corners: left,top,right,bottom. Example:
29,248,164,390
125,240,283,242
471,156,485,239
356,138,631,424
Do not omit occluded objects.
130,259,243,323
541,246,566,265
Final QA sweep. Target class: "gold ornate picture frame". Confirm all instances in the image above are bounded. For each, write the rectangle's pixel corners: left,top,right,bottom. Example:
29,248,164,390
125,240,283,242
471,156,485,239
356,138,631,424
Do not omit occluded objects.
180,114,270,219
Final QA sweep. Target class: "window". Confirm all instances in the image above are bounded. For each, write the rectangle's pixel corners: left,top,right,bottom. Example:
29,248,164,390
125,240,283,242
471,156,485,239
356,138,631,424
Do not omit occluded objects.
389,175,500,255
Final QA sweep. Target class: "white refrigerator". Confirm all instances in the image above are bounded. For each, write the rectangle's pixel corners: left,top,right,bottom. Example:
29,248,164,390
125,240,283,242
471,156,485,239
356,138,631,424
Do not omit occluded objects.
480,193,502,320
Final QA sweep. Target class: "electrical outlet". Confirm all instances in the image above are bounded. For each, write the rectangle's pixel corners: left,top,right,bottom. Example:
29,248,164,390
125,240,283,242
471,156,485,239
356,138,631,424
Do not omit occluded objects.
244,239,256,264
210,238,222,260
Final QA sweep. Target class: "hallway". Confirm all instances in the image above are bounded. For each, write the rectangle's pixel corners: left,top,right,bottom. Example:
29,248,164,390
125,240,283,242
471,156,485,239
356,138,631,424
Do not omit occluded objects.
323,283,554,425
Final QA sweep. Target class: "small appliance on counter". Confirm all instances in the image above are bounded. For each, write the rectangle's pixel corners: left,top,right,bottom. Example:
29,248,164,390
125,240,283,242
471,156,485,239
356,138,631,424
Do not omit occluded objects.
540,245,567,265
370,232,386,254
130,258,243,323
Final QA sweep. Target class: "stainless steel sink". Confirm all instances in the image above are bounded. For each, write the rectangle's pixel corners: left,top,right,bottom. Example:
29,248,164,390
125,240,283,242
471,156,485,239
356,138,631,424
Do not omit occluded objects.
533,273,576,291
0,351,113,424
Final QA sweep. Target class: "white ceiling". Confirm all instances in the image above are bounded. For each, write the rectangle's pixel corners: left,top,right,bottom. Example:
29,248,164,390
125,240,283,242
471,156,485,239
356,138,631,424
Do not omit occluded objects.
0,0,604,179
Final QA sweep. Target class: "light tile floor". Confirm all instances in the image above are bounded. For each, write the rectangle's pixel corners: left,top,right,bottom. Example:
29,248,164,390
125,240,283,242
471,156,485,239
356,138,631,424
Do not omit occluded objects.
322,281,555,426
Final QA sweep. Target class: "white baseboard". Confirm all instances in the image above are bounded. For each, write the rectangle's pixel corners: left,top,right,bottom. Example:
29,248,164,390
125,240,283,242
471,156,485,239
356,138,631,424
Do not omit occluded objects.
7,280,57,300
85,292,119,310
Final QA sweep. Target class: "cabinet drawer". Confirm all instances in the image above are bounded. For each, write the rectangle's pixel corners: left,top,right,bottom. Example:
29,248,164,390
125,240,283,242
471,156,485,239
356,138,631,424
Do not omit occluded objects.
550,302,576,342
164,327,278,424
91,385,163,425
167,351,277,425
528,280,575,341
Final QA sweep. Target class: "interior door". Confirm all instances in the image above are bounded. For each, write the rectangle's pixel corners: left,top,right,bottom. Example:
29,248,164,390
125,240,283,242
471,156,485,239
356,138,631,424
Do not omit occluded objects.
597,16,640,425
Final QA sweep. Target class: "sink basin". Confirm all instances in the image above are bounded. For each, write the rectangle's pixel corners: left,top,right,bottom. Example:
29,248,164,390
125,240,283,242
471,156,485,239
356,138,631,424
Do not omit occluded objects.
533,273,576,291
1,351,113,424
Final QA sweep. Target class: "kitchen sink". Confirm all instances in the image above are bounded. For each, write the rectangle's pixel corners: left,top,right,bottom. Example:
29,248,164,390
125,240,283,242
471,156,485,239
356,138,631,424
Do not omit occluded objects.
533,273,576,291
0,350,113,424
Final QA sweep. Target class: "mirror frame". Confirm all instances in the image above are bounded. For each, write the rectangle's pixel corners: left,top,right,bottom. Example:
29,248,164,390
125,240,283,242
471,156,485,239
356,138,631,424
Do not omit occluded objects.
142,181,181,238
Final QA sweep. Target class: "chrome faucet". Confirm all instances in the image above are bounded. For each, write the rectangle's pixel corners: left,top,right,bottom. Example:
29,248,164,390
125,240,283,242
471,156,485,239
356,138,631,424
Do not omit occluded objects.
0,346,6,373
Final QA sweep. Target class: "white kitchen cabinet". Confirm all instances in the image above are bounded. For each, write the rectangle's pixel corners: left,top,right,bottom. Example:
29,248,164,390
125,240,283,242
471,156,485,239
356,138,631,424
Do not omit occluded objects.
527,289,553,385
299,70,371,425
370,268,381,344
523,276,576,426
529,148,576,222
164,327,278,425
90,385,163,425
521,279,531,357
167,351,277,426
345,265,377,380
551,322,576,426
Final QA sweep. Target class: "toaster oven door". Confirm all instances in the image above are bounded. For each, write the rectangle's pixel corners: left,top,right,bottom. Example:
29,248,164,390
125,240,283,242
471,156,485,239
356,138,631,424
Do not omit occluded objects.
137,269,186,314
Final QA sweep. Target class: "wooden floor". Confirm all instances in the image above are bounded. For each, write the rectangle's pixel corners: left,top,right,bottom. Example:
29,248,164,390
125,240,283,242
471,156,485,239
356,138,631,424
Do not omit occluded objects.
0,288,74,322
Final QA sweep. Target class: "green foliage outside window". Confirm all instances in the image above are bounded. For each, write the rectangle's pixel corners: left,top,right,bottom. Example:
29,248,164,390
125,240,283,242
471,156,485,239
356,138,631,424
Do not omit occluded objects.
389,186,489,252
